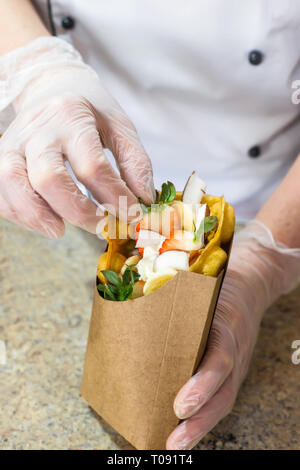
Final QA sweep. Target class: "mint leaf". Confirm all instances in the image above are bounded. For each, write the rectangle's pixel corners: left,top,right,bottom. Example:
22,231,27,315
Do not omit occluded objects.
131,270,140,283
98,265,140,301
105,284,118,300
138,181,176,212
160,182,170,204
165,181,176,204
101,270,122,287
98,283,117,301
194,216,218,242
160,181,176,205
204,216,218,233
120,284,133,301
122,266,132,286
122,265,140,286
103,290,114,301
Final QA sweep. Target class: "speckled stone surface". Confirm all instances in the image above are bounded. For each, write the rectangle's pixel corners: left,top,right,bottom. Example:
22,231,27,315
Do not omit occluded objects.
0,219,299,450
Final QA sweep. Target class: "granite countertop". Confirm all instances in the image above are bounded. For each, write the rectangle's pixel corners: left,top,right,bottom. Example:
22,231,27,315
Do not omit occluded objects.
0,219,299,450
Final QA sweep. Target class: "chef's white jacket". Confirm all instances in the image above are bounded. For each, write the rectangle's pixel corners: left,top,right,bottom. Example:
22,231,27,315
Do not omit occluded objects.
15,1,300,219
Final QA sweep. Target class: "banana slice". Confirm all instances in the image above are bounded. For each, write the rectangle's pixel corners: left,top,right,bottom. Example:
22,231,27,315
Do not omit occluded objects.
144,273,176,296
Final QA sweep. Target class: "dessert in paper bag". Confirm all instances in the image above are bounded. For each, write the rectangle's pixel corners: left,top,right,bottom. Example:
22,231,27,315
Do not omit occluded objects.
80,172,235,449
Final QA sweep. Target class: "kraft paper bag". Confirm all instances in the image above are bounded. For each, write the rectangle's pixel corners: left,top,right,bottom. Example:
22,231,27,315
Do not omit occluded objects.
80,268,225,450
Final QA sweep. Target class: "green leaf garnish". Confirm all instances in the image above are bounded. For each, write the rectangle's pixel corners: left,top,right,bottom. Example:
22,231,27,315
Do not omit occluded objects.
100,270,122,287
194,216,218,242
160,182,170,204
138,181,176,212
122,266,131,286
166,181,176,204
204,215,218,233
98,265,140,301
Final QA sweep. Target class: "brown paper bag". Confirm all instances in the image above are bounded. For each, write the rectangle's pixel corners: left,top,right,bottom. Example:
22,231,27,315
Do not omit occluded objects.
80,267,226,450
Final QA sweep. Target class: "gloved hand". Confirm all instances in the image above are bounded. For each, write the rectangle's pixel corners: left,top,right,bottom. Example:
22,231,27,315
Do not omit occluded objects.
167,220,300,450
0,37,155,238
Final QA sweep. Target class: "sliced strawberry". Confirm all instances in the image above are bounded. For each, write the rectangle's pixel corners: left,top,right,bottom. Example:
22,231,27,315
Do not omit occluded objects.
138,247,144,257
135,221,141,237
135,207,181,257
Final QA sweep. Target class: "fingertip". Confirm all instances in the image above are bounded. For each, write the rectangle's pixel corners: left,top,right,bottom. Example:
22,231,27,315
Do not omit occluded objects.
165,439,173,451
141,181,156,206
174,401,203,420
165,432,178,450
173,375,205,419
165,431,190,451
139,172,156,204
174,404,187,420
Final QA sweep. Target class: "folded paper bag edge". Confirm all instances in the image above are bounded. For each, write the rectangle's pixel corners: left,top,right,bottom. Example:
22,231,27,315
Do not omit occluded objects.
80,269,223,450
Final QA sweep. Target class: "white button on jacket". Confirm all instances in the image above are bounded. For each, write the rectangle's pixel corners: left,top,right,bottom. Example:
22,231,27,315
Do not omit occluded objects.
17,1,300,219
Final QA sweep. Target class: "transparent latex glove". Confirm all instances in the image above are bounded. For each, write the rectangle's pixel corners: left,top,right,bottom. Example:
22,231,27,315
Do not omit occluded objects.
167,220,300,450
0,37,155,238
